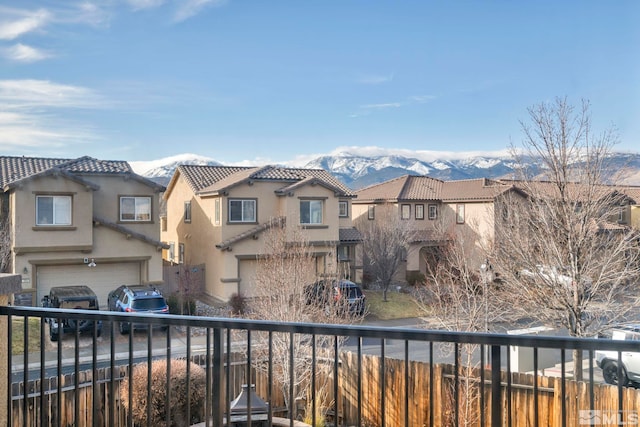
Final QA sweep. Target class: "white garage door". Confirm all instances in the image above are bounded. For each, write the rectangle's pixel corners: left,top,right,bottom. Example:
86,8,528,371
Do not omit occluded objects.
37,263,141,308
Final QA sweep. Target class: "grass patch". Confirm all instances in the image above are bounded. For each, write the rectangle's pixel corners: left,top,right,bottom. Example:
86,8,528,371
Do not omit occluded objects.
365,289,424,320
11,317,42,355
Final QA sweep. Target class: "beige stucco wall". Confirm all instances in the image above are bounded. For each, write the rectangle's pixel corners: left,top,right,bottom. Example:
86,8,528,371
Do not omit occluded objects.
11,173,164,297
11,175,94,251
163,174,348,301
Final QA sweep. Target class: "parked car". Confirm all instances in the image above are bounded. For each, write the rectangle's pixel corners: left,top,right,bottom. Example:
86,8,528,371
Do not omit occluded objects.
107,285,169,334
305,279,366,317
595,324,640,386
518,265,592,297
41,285,103,341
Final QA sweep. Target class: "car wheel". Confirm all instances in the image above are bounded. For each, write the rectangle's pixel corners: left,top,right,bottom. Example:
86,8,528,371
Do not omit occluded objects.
119,321,130,335
602,361,629,386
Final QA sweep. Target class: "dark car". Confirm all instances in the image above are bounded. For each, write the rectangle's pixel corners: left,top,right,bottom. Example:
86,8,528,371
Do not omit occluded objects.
107,285,169,334
305,279,366,317
41,285,103,341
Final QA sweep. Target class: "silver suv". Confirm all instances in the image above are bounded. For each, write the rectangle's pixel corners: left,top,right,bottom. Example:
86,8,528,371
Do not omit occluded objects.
595,324,640,386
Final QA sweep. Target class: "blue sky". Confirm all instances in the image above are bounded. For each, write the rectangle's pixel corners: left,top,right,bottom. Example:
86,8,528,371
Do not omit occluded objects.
1,1,638,166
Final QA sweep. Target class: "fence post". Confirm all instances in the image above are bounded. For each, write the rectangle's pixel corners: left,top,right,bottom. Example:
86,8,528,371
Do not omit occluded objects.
212,327,224,427
0,274,22,426
491,345,502,427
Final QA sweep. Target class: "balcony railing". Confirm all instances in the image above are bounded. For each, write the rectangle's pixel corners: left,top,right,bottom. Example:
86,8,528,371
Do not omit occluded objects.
2,305,640,427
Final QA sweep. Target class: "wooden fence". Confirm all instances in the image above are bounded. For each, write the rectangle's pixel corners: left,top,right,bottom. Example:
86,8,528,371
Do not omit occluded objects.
11,351,640,426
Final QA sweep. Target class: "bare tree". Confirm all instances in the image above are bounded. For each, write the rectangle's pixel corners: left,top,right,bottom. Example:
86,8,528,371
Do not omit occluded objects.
0,196,11,273
247,223,351,421
416,224,505,426
496,97,640,380
356,203,415,301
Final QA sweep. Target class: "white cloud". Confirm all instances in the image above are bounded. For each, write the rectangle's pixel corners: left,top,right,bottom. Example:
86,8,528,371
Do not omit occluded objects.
410,95,436,103
0,79,107,152
174,0,227,22
361,102,402,110
356,73,394,85
0,7,51,40
126,0,166,11
2,43,52,63
0,79,106,109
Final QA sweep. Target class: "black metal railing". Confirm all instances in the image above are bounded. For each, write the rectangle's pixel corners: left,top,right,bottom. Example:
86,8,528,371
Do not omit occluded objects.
2,305,639,427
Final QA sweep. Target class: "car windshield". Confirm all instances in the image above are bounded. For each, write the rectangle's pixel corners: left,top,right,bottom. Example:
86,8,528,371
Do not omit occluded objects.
342,286,363,299
132,298,166,310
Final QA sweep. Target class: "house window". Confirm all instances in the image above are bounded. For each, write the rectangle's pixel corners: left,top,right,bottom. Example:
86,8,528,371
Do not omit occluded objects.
618,205,626,223
178,243,185,264
229,199,256,223
337,245,349,261
415,204,424,220
120,196,151,222
300,200,323,224
214,198,221,225
339,201,348,217
184,201,191,223
401,204,411,220
36,195,71,226
368,205,375,220
169,242,175,262
456,204,465,224
428,204,438,220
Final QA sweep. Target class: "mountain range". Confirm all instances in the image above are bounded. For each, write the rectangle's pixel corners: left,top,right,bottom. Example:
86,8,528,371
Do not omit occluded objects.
130,150,640,190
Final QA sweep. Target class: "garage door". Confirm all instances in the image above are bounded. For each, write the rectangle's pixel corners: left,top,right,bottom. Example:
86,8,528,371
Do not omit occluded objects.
37,263,140,308
238,259,258,297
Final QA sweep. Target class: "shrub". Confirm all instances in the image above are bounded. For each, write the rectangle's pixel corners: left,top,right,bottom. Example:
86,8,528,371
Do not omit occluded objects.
166,294,197,315
229,292,247,315
406,271,426,287
120,358,207,426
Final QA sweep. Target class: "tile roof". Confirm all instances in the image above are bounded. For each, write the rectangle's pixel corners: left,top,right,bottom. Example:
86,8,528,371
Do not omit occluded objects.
355,175,443,202
0,155,144,190
339,227,362,243
216,217,285,250
355,175,511,203
179,164,355,197
441,178,511,202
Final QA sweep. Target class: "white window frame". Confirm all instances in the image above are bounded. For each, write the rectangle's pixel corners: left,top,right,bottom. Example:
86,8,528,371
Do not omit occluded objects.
428,204,438,220
401,204,411,220
214,198,221,225
120,196,152,222
179,243,185,264
36,195,72,226
184,201,191,223
339,201,348,218
456,204,465,224
337,245,349,261
228,199,256,223
169,242,175,262
300,199,323,225
415,204,424,220
368,205,375,220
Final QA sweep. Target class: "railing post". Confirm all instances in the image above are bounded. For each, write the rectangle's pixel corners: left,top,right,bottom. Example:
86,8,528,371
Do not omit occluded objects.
491,345,502,427
0,274,22,426
212,327,224,427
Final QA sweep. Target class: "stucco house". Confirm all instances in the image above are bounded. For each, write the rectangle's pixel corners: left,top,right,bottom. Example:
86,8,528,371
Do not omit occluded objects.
353,174,640,283
352,175,520,280
0,156,167,307
161,165,360,302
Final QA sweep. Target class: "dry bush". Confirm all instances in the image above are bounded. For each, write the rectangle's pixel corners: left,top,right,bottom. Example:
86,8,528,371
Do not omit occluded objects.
120,358,207,426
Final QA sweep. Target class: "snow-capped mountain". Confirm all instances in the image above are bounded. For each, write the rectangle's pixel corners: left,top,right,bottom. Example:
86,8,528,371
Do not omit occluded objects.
131,150,640,189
